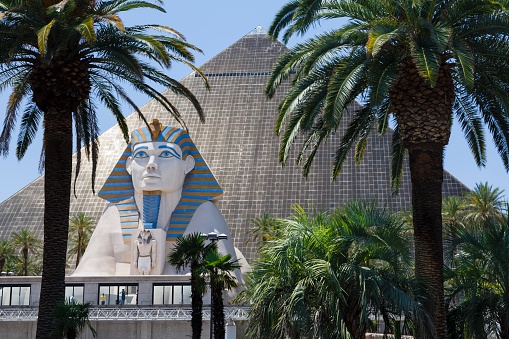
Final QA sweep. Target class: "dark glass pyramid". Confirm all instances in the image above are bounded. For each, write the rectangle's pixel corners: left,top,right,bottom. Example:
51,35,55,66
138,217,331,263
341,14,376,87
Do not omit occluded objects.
0,28,469,263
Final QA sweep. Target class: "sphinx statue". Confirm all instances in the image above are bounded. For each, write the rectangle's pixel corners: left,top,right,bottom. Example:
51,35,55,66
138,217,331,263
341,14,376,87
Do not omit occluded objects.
73,119,247,280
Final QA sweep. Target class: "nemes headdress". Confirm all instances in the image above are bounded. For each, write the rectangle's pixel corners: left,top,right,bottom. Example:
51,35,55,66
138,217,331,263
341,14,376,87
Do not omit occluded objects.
98,119,223,241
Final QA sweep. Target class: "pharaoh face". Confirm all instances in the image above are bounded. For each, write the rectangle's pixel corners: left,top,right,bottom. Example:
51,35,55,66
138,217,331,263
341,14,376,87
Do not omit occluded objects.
139,230,152,243
126,142,195,194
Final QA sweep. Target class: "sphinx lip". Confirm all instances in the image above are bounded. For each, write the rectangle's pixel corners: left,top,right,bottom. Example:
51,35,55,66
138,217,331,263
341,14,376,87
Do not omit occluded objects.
143,174,160,179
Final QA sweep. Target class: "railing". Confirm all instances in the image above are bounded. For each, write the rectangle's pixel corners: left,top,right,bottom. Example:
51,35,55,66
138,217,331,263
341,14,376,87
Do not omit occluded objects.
0,308,38,321
0,306,250,321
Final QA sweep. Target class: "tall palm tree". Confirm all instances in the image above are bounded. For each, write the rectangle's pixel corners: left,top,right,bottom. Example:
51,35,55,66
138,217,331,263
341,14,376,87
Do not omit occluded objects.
0,239,14,273
202,250,240,339
0,1,206,337
266,2,509,336
11,229,42,276
242,201,429,339
447,215,509,338
168,233,216,339
68,213,94,268
464,182,505,228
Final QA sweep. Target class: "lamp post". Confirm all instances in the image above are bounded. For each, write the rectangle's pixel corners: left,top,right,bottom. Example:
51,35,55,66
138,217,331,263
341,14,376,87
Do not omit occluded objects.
201,231,227,339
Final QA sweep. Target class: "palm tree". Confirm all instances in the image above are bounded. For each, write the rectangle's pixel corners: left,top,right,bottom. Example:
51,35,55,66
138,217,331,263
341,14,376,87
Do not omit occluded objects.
11,252,43,276
242,201,429,339
463,182,505,229
0,1,206,337
11,229,41,276
442,195,466,266
0,239,15,273
68,232,91,269
52,299,96,339
446,216,509,338
68,213,94,268
443,196,466,229
245,212,281,247
202,250,240,339
266,2,509,336
168,233,216,339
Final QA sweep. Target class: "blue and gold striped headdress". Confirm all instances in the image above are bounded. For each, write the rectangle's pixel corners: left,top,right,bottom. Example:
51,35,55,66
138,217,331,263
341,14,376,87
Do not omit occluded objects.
98,119,223,241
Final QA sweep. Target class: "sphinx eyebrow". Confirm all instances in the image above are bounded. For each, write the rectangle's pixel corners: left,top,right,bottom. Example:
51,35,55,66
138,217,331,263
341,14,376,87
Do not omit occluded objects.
133,145,149,151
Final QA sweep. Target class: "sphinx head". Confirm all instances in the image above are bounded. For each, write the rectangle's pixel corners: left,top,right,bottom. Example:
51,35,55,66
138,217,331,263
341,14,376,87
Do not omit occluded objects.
125,120,195,194
98,119,222,207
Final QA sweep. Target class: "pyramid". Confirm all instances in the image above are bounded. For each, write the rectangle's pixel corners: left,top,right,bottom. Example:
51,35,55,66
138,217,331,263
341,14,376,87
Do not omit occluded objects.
0,28,469,262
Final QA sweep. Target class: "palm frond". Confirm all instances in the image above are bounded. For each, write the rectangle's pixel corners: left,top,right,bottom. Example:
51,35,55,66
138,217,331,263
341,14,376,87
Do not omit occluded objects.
452,85,486,167
16,102,41,159
332,105,376,179
390,125,406,194
75,16,96,44
410,33,440,85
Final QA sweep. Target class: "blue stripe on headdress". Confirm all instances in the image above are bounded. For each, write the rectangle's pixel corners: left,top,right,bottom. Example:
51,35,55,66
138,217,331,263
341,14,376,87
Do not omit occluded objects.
132,129,144,144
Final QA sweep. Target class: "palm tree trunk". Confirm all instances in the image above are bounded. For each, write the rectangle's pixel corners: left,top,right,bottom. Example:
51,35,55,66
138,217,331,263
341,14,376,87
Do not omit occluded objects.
36,107,73,339
23,248,28,276
409,143,446,339
343,298,366,339
211,280,225,339
76,233,82,267
67,328,77,339
190,265,203,339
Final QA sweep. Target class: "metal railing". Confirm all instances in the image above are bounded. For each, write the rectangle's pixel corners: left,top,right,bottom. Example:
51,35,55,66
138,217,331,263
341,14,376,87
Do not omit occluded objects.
0,306,249,321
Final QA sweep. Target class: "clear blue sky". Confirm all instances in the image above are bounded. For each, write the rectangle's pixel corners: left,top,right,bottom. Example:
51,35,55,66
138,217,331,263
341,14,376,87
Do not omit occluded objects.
0,0,508,203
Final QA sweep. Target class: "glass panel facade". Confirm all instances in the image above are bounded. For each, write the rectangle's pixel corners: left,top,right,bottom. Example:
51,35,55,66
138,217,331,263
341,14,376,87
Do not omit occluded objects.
65,285,85,303
98,284,138,305
0,287,10,306
182,285,191,304
153,285,164,305
10,287,20,305
152,284,191,305
0,285,30,306
173,285,183,305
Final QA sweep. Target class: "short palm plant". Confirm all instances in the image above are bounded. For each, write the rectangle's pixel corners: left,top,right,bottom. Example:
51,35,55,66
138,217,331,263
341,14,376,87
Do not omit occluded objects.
52,298,96,339
0,1,207,337
242,201,430,339
266,1,509,336
447,213,509,338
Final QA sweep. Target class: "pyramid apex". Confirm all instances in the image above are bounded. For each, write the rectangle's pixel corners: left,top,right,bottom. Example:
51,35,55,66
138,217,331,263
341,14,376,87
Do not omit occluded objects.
247,25,267,35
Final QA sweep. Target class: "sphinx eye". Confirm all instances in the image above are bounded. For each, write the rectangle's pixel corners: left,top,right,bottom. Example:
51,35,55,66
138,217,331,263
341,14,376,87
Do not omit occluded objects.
133,151,149,159
159,150,176,158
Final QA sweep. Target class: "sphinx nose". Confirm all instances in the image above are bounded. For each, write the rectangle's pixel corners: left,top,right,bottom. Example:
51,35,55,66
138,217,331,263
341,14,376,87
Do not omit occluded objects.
146,156,158,170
